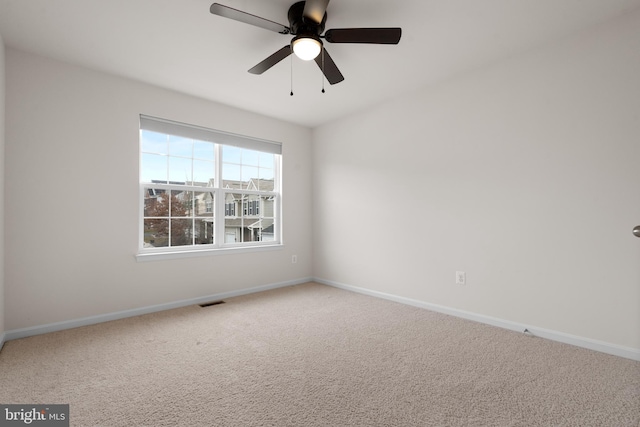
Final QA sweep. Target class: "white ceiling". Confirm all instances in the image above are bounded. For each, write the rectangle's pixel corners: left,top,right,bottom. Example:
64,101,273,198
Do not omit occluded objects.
1,0,639,128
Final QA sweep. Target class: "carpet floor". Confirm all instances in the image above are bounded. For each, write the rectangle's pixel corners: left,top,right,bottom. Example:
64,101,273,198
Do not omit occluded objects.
0,282,639,426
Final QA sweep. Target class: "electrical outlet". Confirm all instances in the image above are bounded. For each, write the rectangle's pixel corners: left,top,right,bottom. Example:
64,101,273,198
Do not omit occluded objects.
455,271,466,285
292,255,298,264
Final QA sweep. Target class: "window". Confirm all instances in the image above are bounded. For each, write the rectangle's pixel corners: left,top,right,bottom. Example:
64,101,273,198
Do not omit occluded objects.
139,115,281,256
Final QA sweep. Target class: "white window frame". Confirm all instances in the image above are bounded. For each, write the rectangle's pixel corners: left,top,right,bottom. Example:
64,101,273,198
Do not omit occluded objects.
137,115,282,261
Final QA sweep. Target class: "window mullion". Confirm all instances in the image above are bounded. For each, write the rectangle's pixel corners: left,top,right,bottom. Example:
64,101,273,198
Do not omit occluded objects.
168,190,172,247
273,155,281,244
191,193,196,246
214,144,224,247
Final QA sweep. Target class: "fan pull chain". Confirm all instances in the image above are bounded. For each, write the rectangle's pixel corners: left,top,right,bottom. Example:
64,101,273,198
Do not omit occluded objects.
321,48,325,93
290,49,294,96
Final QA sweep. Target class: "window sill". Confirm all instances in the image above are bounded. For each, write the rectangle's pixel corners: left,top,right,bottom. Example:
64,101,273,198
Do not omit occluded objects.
136,244,283,262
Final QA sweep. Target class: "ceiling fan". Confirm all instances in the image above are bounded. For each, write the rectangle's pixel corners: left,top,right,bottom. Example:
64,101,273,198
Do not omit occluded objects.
210,0,402,85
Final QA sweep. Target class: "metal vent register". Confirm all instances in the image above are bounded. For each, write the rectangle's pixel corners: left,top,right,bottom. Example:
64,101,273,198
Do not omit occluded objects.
198,300,226,308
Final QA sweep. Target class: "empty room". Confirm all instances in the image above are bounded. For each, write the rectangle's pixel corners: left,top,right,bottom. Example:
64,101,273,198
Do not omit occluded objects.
0,0,639,426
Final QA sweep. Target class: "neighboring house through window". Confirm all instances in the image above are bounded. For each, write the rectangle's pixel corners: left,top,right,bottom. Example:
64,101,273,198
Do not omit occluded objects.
139,115,281,256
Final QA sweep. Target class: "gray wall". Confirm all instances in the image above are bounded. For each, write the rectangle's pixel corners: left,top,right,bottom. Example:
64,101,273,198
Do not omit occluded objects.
4,49,313,330
312,10,640,350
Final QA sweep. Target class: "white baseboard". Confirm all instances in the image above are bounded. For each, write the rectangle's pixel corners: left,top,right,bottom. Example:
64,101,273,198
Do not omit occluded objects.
315,277,640,362
4,277,313,342
5,277,638,362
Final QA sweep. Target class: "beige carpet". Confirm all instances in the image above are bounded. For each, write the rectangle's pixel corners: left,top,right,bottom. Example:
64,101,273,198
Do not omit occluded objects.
1,282,639,426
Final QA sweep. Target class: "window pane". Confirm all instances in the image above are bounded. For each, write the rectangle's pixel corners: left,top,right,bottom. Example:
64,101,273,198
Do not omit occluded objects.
259,219,275,242
222,145,241,164
144,219,168,247
259,168,274,181
255,176,274,192
169,135,193,157
141,153,167,184
195,219,214,245
171,219,193,246
168,157,192,184
222,163,242,189
225,228,239,243
193,160,215,186
193,140,214,161
144,188,168,217
245,218,263,242
244,196,257,217
242,166,259,186
141,130,168,154
261,195,275,218
259,151,274,168
171,190,191,217
242,149,260,166
194,191,214,217
224,193,237,217
225,193,244,243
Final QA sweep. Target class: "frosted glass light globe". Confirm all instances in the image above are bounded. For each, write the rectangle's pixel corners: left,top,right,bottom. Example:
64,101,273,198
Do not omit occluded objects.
292,37,322,61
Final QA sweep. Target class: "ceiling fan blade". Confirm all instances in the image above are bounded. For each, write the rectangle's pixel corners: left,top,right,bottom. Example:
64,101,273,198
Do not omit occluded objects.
210,3,290,34
303,0,330,25
314,47,344,85
248,46,292,75
324,28,402,44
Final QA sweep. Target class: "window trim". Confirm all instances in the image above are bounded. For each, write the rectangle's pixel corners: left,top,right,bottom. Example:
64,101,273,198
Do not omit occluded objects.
138,115,283,259
135,243,284,262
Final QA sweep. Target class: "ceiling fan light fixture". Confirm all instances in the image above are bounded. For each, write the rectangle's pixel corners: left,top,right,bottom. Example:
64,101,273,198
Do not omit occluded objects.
292,35,322,61
210,2,401,85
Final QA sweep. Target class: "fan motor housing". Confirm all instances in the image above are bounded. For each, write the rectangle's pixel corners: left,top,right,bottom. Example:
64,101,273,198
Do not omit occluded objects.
288,1,326,35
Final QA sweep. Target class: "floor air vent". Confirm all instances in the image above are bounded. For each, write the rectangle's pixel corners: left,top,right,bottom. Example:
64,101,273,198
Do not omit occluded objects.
199,300,226,308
